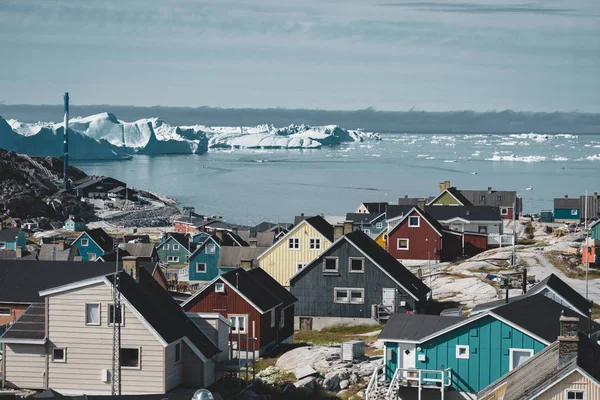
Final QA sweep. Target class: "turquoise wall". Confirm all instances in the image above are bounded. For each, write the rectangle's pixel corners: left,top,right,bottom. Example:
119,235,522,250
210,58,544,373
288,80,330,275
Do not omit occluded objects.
554,208,580,221
74,233,106,261
414,315,545,393
188,239,220,281
385,342,398,380
591,223,600,240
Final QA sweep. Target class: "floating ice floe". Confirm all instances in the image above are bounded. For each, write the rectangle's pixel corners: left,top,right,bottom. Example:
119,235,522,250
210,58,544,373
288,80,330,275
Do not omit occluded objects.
486,154,547,163
552,157,569,161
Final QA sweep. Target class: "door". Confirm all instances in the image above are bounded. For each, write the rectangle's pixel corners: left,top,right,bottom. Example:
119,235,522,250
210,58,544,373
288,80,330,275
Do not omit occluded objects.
385,343,398,380
299,317,313,331
382,288,396,313
398,344,416,378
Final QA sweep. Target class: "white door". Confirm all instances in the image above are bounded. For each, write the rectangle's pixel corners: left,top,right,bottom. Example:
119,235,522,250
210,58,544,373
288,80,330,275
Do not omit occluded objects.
382,288,396,312
398,344,416,379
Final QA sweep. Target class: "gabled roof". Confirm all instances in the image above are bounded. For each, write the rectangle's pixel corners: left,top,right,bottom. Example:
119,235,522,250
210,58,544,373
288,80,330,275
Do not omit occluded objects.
304,216,334,242
71,175,124,189
427,187,473,206
361,202,390,214
247,268,297,308
345,213,385,224
379,313,465,342
74,228,115,252
38,243,80,261
219,268,282,312
459,188,517,207
237,230,275,247
158,232,192,251
386,205,415,220
251,222,293,232
0,303,46,343
218,246,268,269
424,205,501,222
387,207,445,237
222,231,249,247
554,197,580,209
123,243,157,259
0,227,22,242
65,215,85,223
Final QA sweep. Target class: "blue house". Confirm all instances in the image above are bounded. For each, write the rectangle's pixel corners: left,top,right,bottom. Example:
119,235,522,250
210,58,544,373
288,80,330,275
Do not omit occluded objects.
374,295,600,398
554,196,580,222
63,216,87,232
71,228,115,261
345,213,387,237
187,236,221,282
0,228,26,251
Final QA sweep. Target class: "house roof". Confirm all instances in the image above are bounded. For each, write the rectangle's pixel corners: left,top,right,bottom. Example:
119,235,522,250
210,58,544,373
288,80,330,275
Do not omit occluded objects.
554,197,580,209
247,267,297,308
123,234,150,243
123,243,156,259
71,175,124,189
0,303,46,342
361,202,390,214
160,232,193,251
471,273,592,317
0,249,38,260
459,188,517,207
424,205,501,222
38,243,80,261
379,313,466,342
221,231,249,247
218,268,283,312
345,213,385,224
386,205,415,220
427,187,473,206
237,230,275,247
79,228,115,252
397,197,422,206
304,216,335,242
251,222,293,232
0,227,22,242
388,207,446,237
66,215,85,223
108,268,219,359
217,246,268,269
0,260,117,303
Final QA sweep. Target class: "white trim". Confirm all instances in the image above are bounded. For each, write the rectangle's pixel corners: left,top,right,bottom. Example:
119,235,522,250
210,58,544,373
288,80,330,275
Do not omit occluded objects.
528,367,600,399
426,189,466,206
323,256,339,273
296,262,307,272
349,257,365,273
388,207,443,237
0,338,47,345
188,236,220,259
228,314,248,334
408,216,420,227
565,389,585,400
206,242,217,254
509,348,534,371
456,345,470,359
309,237,322,250
172,244,180,251
0,307,11,316
71,231,108,253
501,208,509,215
186,312,231,326
257,219,332,260
527,285,589,319
39,275,107,297
397,238,409,250
52,347,67,363
334,287,365,304
215,282,225,292
81,238,89,247
84,303,101,326
107,303,125,327
120,346,142,370
196,262,207,274
270,309,276,328
287,237,300,250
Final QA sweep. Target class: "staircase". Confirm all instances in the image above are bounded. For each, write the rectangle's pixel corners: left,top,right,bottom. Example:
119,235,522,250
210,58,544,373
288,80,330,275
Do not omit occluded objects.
367,365,453,400
373,304,393,324
21,154,63,187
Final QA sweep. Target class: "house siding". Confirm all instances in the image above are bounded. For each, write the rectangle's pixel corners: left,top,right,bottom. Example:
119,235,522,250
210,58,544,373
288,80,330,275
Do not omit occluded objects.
157,237,190,266
47,282,165,394
554,208,580,222
258,222,331,286
188,241,220,281
164,341,183,392
74,233,106,262
413,315,545,393
291,239,421,318
387,210,445,262
534,370,600,400
431,192,463,206
3,344,46,389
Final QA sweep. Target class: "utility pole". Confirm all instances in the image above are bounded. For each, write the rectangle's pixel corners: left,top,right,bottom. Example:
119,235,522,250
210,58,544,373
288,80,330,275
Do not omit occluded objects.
512,200,517,267
112,241,122,395
63,92,70,190
585,191,589,300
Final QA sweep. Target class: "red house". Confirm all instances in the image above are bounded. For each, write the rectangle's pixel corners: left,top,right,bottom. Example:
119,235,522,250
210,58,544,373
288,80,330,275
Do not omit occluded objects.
387,207,463,263
181,267,297,356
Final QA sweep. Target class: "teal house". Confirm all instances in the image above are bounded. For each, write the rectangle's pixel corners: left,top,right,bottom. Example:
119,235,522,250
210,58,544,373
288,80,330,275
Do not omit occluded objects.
590,220,600,240
187,236,221,281
63,216,87,232
72,228,114,261
0,228,26,251
375,295,600,397
553,196,580,222
157,233,195,266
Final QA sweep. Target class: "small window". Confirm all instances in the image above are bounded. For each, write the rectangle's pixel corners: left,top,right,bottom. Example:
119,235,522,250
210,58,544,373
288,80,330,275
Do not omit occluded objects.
0,307,11,316
215,282,225,293
172,244,180,250
456,345,469,359
376,222,383,229
288,237,300,250
510,348,533,370
334,288,364,304
296,263,306,272
479,195,486,202
167,256,180,263
309,238,321,250
108,304,124,326
349,258,365,273
85,303,100,326
206,243,216,254
566,390,585,400
174,342,182,364
323,257,339,272
478,226,488,233
52,348,66,363
350,289,364,304
334,288,349,303
196,263,207,273
408,216,420,227
571,209,578,216
397,239,409,250
229,315,246,333
271,309,276,328
0,242,5,249
120,348,140,369
88,253,97,261
81,238,89,247
495,195,502,202
362,229,371,234
185,255,190,263
501,208,508,215
164,244,170,250
279,309,285,329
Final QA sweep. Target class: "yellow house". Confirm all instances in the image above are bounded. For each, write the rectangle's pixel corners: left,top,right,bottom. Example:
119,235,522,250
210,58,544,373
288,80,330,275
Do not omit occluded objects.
258,216,333,286
374,227,387,249
479,316,600,400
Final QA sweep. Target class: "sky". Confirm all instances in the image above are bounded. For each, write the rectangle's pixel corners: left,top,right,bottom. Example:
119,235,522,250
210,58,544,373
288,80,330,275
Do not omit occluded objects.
0,0,599,112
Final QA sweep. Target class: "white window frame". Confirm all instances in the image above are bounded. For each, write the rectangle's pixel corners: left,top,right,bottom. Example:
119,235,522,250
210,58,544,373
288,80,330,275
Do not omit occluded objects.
0,307,11,316
509,348,534,370
88,253,97,261
279,309,285,329
478,225,488,233
397,238,409,250
206,243,216,254
85,303,101,326
229,314,247,333
408,216,420,227
571,209,578,216
120,347,141,370
309,238,322,250
323,257,339,273
565,390,586,400
456,345,470,359
376,222,383,229
164,244,170,250
215,282,225,293
296,263,306,272
270,309,276,328
288,237,300,250
501,208,509,215
334,288,365,304
108,304,125,327
81,238,89,247
0,242,5,250
362,228,371,234
172,243,180,251
349,257,365,273
196,262,207,273
167,256,180,263
52,348,66,363
174,342,182,364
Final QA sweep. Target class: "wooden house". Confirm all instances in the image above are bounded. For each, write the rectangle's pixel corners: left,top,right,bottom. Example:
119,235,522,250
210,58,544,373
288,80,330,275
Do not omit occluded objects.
38,241,80,261
0,266,220,393
258,216,334,286
157,233,196,266
425,205,503,235
185,235,221,284
71,228,114,262
71,175,125,199
345,213,387,237
122,243,159,263
374,295,600,399
182,267,297,356
554,196,581,222
0,227,26,252
355,202,390,214
581,192,600,219
582,219,600,266
63,215,87,232
289,230,430,330
433,181,520,219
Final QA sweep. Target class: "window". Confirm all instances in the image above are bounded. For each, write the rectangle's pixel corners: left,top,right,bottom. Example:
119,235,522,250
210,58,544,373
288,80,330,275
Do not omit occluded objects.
229,315,246,333
120,348,140,369
52,348,66,363
185,255,190,263
215,282,225,293
309,238,321,250
408,216,420,227
167,256,180,262
334,288,364,304
456,345,470,359
362,229,371,234
566,390,585,400
0,242,5,249
88,253,97,261
271,309,276,328
296,263,306,272
501,208,508,215
85,303,100,326
479,195,486,202
496,195,502,201
478,226,488,233
509,348,534,370
81,238,89,246
0,307,11,316
397,239,409,250
196,263,207,273
376,222,383,229
174,342,182,364
571,209,578,216
288,237,300,250
172,244,180,250
108,304,124,326
323,257,339,273
349,257,365,273
164,244,170,250
279,309,285,329
206,243,216,254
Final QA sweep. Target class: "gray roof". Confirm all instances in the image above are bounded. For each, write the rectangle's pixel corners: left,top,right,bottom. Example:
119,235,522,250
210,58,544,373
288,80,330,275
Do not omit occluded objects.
123,243,157,259
425,205,501,221
345,213,384,224
0,249,38,260
218,246,268,269
397,197,422,206
459,189,517,208
379,313,466,341
237,230,275,247
38,243,80,261
0,227,21,242
71,175,124,189
554,197,580,209
1,303,46,341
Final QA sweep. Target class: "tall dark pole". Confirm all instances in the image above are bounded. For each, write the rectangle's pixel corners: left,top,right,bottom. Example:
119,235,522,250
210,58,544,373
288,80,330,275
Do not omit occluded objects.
63,92,69,189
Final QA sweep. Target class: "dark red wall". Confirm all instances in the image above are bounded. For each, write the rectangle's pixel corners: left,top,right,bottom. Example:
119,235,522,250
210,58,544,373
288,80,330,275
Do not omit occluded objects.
463,234,488,257
388,210,442,261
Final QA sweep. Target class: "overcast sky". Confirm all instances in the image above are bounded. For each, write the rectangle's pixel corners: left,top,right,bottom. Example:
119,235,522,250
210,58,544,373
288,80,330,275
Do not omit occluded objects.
1,0,598,111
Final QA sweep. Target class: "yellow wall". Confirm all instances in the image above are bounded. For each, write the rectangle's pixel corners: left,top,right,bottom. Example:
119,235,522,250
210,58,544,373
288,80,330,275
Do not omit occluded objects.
375,227,387,249
534,370,600,400
431,191,462,206
258,221,331,286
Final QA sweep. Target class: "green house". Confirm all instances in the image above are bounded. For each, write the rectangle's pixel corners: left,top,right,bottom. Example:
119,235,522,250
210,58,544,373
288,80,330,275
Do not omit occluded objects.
590,220,600,240
157,233,195,266
376,295,600,397
427,187,472,207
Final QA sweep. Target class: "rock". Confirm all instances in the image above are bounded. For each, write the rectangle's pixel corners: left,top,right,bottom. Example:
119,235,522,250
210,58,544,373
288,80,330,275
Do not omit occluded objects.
349,372,360,385
323,373,341,391
276,346,339,373
339,380,350,390
357,390,365,398
294,376,317,393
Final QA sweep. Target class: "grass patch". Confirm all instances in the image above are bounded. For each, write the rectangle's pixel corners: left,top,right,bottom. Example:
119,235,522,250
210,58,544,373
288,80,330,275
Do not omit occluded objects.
546,251,600,280
294,324,382,346
593,303,600,320
365,347,384,357
324,324,383,335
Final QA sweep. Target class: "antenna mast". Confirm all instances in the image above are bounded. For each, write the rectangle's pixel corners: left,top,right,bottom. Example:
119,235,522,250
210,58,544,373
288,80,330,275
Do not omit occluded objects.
63,92,70,189
111,241,122,395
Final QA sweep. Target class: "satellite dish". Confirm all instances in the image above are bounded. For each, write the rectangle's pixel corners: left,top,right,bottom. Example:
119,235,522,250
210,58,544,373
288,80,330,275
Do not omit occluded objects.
192,389,214,400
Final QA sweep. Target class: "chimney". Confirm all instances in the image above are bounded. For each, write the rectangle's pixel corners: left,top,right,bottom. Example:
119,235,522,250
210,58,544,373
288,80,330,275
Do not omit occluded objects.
565,194,568,198
404,195,408,198
522,268,527,294
343,220,353,235
558,312,579,365
301,213,304,217
439,182,446,193
57,240,65,251
320,213,325,218
240,259,253,270
122,256,140,281
333,224,344,241
594,192,598,199
15,247,23,258
249,239,257,248
487,187,492,194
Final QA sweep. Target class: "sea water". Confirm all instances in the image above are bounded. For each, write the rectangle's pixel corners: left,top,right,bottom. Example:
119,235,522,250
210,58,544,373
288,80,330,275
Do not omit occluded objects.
72,133,600,225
